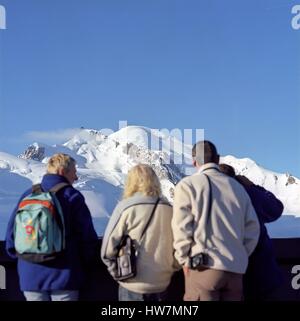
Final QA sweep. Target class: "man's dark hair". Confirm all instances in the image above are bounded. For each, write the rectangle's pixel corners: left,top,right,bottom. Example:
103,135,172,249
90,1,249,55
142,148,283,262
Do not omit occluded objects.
219,164,236,178
192,140,219,165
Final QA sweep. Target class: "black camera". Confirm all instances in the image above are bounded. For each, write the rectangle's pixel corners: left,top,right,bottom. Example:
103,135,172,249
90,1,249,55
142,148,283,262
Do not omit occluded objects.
188,253,209,269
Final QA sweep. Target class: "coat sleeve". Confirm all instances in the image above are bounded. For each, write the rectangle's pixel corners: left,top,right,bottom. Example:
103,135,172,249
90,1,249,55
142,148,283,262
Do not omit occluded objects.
249,185,283,223
5,190,30,259
172,181,195,267
70,192,99,266
243,195,260,256
101,204,127,279
5,204,19,259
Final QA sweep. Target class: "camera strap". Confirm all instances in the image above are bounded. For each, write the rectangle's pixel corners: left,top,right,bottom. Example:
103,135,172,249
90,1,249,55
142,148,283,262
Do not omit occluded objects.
187,172,213,259
201,173,213,251
139,197,160,242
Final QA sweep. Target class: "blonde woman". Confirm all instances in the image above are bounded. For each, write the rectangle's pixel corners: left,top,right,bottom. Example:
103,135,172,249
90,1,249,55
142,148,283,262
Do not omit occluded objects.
101,164,179,301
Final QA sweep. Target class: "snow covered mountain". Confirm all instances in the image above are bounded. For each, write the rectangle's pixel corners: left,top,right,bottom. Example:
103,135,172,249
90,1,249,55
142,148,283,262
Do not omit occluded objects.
1,126,300,238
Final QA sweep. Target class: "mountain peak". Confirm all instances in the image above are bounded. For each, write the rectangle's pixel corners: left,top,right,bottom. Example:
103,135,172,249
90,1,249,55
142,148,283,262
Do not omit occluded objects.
19,143,46,161
1,126,300,239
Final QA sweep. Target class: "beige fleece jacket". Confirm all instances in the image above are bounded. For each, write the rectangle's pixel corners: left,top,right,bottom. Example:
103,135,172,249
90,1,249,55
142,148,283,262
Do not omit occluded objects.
101,194,180,294
172,163,260,274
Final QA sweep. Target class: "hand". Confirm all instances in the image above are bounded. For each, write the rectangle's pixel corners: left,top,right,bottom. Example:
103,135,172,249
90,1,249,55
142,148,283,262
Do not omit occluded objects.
183,266,190,277
235,175,254,187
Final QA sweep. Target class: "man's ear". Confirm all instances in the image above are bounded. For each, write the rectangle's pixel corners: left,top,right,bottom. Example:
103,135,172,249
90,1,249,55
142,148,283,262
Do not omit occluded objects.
57,168,65,176
192,159,197,167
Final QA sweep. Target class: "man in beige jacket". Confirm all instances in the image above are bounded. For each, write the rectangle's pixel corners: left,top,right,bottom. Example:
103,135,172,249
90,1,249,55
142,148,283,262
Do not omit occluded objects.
172,141,260,301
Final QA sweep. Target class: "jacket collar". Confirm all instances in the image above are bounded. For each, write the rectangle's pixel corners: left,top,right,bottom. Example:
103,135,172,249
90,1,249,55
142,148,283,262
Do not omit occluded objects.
197,162,219,174
41,174,70,191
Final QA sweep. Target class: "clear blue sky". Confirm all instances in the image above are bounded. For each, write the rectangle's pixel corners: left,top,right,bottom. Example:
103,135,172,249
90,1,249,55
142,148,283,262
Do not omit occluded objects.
0,0,300,176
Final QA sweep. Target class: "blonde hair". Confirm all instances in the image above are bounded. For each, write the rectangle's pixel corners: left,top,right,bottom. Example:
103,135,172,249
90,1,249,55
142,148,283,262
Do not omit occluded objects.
123,164,162,199
47,153,76,174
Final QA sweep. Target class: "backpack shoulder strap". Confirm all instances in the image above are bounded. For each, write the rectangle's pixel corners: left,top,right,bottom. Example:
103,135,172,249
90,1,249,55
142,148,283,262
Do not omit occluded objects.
32,184,43,194
49,182,70,194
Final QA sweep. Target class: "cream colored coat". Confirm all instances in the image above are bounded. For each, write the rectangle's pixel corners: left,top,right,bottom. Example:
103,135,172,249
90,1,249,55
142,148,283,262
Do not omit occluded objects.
172,163,260,274
101,194,180,294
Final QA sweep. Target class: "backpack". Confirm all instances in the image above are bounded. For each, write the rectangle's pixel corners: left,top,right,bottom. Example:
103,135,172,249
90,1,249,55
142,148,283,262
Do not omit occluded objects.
14,182,69,263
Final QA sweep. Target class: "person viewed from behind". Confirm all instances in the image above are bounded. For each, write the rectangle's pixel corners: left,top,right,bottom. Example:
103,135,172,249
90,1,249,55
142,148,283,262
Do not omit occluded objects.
101,164,180,301
219,163,284,300
172,141,260,301
5,153,98,301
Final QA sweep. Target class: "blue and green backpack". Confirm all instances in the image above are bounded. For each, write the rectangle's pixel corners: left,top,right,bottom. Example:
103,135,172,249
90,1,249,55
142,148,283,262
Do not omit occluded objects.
14,183,69,263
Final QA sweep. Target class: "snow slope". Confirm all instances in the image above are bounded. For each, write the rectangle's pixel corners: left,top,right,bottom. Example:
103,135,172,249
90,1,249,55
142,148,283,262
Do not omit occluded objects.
0,126,299,239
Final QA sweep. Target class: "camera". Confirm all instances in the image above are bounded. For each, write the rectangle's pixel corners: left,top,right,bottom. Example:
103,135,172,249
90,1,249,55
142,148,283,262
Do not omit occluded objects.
188,253,209,269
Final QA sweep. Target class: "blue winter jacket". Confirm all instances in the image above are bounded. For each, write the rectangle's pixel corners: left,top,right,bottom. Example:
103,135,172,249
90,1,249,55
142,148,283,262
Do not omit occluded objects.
243,184,284,299
5,174,99,292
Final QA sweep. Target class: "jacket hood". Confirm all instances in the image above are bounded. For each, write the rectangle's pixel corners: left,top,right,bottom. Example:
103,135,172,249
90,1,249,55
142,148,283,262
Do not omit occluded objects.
41,174,70,191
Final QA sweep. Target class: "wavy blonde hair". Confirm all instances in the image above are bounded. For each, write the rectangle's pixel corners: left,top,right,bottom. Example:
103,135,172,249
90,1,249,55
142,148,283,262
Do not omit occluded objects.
47,153,76,174
123,164,162,199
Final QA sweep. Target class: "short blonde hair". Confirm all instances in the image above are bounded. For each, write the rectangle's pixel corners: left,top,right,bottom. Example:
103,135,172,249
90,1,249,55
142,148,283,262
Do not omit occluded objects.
47,153,76,174
123,164,161,199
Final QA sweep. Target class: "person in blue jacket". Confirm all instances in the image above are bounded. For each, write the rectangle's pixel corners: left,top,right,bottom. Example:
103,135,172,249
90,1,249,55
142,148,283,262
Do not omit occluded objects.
5,153,99,301
219,164,284,300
